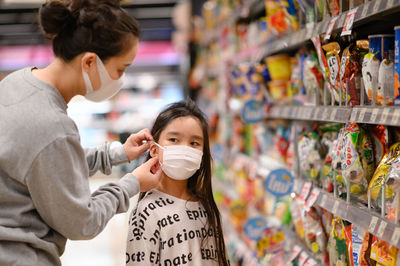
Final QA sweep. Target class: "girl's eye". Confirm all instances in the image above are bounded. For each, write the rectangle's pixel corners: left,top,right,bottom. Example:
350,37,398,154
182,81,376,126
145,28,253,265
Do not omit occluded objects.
191,141,200,146
168,138,178,143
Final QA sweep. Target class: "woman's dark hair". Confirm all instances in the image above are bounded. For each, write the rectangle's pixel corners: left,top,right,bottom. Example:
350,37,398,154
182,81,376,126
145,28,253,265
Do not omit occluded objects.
38,0,140,61
140,99,228,266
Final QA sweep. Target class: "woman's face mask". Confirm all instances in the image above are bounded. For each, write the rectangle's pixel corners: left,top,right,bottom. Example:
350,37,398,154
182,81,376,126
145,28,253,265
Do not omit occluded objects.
82,55,126,102
155,142,203,180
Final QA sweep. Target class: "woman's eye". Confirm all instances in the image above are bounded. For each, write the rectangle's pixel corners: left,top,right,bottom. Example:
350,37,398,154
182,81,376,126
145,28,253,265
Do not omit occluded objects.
168,138,178,143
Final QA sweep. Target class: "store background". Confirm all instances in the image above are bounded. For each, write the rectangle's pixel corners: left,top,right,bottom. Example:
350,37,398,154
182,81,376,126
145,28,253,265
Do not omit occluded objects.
3,0,400,265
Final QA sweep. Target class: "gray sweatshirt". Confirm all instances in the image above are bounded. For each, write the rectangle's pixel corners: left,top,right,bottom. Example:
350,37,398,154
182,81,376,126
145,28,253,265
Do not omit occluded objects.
0,68,140,266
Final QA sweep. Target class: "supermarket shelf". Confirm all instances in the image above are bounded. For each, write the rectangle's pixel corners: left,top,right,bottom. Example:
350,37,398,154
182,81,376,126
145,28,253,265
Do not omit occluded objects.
257,0,400,58
295,180,400,249
200,0,261,46
349,106,400,126
268,105,400,126
268,106,352,123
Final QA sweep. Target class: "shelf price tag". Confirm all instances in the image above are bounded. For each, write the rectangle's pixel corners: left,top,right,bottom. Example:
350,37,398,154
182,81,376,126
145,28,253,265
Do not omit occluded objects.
298,251,309,266
324,16,339,41
288,245,302,262
350,109,358,121
330,108,338,121
377,220,387,238
369,216,379,233
341,8,358,37
373,0,381,13
382,108,390,124
320,194,328,208
361,2,370,18
359,108,367,122
305,258,318,266
332,200,340,214
370,108,379,122
298,182,312,203
391,227,400,246
323,107,330,120
393,109,400,125
282,107,289,117
305,188,321,211
313,108,320,120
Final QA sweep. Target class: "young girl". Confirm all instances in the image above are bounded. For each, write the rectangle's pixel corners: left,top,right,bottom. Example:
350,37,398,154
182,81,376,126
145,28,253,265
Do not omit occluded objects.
126,100,228,265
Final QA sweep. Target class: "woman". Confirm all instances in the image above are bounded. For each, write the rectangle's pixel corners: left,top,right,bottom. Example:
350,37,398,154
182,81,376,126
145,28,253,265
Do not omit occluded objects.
0,0,161,265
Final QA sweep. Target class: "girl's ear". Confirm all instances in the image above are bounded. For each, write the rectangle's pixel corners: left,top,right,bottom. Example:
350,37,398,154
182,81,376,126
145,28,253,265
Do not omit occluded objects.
149,143,158,158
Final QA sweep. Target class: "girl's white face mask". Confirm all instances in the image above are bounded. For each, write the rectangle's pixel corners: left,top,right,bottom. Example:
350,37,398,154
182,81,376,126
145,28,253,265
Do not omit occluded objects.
83,55,126,102
155,143,203,180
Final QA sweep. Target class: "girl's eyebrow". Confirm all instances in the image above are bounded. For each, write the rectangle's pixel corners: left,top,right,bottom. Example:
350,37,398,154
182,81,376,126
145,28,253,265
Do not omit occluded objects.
166,131,203,140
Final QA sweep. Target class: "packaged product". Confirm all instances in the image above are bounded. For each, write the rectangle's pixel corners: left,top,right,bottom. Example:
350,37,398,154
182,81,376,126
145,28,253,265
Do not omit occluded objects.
265,54,291,81
370,238,399,266
371,125,390,166
303,206,328,263
362,53,381,104
368,143,400,211
323,42,342,103
377,59,395,105
320,123,343,192
368,34,395,62
340,41,368,106
360,232,377,266
328,217,349,266
303,52,325,105
298,131,323,181
291,199,305,240
386,157,400,222
351,225,366,266
394,26,400,105
340,123,373,200
264,0,298,35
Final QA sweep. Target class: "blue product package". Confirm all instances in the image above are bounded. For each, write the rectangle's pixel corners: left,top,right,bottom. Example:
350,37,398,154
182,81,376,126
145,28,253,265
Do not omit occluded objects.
395,26,400,105
368,34,395,61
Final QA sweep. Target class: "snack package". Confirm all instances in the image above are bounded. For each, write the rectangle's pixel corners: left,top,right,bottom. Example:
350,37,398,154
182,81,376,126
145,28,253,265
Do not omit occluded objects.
328,217,349,266
320,123,343,192
386,158,400,222
340,123,373,201
371,125,390,166
377,59,395,105
370,238,399,266
303,52,325,105
291,199,305,240
360,232,377,266
340,41,368,106
351,225,366,266
362,53,381,104
368,143,400,211
303,206,328,263
323,42,342,103
298,131,323,181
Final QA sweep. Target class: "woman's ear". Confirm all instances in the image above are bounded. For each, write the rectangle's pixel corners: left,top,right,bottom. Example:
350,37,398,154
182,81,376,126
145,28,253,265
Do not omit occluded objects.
149,143,158,158
81,52,97,72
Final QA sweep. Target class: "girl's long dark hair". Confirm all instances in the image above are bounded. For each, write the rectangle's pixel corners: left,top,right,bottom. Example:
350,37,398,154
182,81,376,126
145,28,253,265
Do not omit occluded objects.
139,99,228,266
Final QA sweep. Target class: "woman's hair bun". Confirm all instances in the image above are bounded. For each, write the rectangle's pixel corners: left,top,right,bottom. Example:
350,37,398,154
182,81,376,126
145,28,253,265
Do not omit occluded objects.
39,0,76,40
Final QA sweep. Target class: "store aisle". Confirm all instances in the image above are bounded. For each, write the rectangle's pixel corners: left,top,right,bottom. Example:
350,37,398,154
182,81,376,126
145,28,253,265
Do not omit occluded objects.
60,173,138,266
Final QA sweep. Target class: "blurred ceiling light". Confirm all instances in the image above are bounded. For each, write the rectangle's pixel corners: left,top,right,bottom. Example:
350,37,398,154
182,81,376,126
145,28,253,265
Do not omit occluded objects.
136,73,157,91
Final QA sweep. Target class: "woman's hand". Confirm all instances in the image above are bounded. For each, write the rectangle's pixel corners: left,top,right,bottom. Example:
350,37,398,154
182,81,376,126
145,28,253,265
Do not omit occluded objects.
123,128,153,162
132,157,162,192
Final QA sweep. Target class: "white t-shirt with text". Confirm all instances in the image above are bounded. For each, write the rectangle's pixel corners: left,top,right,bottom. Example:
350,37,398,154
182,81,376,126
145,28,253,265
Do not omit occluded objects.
126,189,219,266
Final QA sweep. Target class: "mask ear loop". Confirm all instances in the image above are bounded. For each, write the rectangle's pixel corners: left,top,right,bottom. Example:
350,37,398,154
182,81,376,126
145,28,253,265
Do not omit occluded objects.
153,142,165,167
